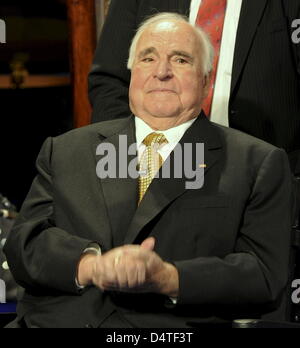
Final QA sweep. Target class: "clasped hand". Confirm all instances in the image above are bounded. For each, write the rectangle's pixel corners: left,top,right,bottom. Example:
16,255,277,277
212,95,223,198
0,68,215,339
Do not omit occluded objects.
78,237,178,297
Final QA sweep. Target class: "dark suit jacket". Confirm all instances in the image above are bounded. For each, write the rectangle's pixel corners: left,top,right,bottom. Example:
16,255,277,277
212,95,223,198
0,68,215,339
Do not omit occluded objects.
4,115,292,328
88,0,300,172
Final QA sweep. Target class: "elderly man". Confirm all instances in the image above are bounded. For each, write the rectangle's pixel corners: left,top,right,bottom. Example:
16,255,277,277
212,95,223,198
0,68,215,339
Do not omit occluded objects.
4,13,292,328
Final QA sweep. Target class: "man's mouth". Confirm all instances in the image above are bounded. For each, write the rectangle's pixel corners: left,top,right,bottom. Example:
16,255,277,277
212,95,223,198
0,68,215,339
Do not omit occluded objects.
148,89,176,94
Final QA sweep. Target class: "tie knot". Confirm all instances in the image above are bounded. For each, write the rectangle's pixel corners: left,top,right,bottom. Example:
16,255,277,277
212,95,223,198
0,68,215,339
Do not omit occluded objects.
142,132,168,147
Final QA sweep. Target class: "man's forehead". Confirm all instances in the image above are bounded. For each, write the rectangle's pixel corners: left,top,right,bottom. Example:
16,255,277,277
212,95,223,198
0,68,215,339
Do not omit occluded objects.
137,22,198,51
153,21,179,32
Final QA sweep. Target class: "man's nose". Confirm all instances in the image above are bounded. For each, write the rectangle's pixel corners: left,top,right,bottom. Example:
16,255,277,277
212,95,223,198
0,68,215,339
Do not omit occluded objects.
154,60,173,80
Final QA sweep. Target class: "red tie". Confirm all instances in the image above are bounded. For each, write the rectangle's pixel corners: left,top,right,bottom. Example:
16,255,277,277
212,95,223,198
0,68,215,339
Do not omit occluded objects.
196,0,227,117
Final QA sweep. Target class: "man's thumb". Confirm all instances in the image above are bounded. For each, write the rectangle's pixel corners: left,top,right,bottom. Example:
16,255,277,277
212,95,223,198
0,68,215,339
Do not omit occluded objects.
141,237,155,251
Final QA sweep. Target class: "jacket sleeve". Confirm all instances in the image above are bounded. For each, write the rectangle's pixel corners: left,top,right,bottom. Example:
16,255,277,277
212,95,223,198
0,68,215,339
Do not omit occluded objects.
3,138,93,295
175,148,293,311
88,0,138,123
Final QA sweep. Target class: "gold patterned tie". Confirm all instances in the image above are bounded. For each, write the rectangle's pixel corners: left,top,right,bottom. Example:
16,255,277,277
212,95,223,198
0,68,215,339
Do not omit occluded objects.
138,132,168,204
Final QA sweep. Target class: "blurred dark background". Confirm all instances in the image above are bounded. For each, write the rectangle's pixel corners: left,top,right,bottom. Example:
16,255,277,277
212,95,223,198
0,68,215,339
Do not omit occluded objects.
0,0,73,209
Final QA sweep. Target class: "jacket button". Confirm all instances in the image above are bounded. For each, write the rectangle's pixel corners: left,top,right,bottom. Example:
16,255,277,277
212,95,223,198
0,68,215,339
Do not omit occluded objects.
85,324,94,328
230,109,237,116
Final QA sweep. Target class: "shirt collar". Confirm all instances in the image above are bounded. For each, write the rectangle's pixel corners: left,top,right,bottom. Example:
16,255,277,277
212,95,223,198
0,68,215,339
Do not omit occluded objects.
135,116,198,148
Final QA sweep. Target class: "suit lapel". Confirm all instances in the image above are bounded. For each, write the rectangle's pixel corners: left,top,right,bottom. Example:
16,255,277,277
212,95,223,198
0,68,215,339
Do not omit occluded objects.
95,116,139,247
231,0,267,95
124,114,223,245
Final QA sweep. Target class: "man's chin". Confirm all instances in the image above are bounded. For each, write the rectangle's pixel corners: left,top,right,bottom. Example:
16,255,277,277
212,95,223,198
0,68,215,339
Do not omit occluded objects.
149,112,179,119
145,106,181,119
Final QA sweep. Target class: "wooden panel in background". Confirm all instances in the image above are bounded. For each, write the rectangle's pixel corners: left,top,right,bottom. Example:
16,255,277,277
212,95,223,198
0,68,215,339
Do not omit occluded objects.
0,74,70,89
67,0,96,128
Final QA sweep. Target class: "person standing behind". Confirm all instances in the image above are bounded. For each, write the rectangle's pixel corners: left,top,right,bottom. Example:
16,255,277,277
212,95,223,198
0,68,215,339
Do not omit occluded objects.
89,0,300,174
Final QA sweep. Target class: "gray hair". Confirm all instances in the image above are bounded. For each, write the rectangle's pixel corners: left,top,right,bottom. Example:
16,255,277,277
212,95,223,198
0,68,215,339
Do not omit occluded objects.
127,12,214,76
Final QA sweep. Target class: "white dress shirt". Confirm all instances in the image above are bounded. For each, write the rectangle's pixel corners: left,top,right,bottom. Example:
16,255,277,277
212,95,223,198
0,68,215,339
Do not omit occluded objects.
190,0,243,127
135,116,198,162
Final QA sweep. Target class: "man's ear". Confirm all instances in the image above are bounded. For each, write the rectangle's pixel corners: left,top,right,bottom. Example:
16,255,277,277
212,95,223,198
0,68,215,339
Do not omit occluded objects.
202,71,212,99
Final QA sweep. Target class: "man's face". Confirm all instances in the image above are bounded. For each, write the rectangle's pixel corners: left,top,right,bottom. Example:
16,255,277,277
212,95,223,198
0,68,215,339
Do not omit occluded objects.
129,20,209,128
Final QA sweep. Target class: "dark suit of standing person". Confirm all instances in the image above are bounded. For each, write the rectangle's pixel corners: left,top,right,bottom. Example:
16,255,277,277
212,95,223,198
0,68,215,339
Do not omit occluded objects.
89,0,300,174
4,13,292,328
